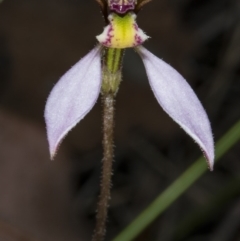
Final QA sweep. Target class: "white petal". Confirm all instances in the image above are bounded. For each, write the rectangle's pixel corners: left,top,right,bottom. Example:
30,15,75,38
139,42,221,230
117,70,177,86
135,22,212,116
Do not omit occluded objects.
137,46,214,170
44,46,102,159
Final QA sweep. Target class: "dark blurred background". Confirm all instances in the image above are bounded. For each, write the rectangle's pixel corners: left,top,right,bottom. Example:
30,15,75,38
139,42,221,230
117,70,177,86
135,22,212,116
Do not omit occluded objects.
0,0,240,240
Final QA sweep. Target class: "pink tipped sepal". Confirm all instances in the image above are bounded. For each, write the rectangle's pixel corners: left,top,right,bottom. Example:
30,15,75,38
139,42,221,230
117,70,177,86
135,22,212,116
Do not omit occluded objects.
44,46,102,159
136,46,214,169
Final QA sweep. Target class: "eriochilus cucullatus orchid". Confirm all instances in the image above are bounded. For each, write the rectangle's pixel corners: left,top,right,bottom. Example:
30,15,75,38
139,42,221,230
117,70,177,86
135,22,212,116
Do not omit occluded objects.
44,0,214,240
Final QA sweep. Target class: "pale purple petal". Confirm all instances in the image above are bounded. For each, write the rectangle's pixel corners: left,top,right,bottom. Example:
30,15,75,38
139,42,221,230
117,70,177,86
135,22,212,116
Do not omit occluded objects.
44,46,102,159
137,46,214,170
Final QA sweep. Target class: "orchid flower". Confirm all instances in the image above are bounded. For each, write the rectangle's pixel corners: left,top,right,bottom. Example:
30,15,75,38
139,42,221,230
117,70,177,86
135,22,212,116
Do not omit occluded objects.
44,0,214,170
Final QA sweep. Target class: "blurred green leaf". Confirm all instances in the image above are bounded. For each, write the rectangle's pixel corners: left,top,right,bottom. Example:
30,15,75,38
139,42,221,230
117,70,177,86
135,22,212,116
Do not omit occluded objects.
113,120,240,241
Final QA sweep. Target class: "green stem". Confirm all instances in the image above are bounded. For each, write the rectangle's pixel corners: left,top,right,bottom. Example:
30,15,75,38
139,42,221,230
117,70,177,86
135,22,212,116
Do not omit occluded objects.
113,120,240,241
101,48,124,94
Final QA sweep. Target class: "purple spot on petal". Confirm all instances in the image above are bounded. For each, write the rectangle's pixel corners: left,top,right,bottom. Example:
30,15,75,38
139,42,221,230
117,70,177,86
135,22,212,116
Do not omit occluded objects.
102,25,114,47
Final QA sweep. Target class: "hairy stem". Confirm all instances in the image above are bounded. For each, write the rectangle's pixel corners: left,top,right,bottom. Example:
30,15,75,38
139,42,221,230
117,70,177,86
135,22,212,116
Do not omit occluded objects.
92,93,115,241
92,47,124,241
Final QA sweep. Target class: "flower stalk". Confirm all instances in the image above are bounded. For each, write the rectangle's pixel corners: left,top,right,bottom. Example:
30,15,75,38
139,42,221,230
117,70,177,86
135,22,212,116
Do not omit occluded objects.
92,92,115,241
92,47,124,241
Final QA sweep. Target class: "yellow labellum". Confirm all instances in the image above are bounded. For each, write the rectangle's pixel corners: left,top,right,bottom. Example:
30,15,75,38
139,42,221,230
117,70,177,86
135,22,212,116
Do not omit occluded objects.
96,12,149,49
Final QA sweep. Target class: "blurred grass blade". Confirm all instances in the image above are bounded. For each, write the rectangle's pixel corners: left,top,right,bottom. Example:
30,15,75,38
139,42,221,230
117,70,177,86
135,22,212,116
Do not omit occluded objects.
113,120,240,241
